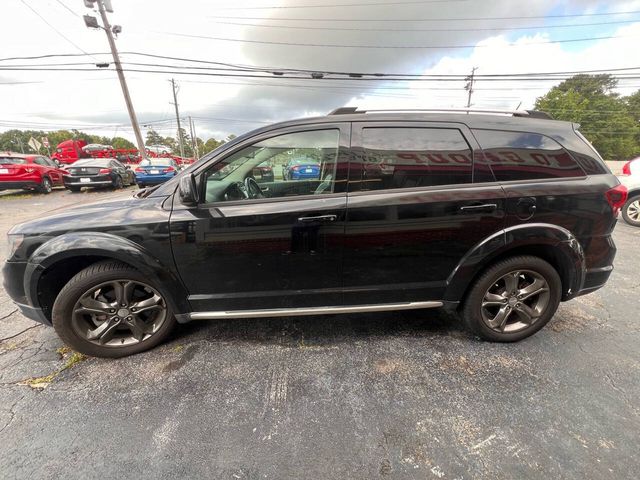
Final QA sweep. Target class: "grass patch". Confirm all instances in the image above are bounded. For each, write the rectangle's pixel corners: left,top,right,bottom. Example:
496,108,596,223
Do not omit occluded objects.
19,348,88,390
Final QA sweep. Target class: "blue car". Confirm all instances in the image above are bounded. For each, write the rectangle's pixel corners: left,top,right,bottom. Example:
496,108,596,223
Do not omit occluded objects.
134,158,179,188
282,157,321,180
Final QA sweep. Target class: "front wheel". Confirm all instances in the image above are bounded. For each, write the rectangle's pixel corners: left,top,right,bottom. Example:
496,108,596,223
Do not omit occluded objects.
621,194,640,227
52,260,176,357
112,175,123,189
461,256,561,342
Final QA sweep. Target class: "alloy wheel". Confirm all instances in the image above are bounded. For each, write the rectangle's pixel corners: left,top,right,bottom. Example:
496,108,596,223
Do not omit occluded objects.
480,270,550,333
627,200,640,222
71,279,168,347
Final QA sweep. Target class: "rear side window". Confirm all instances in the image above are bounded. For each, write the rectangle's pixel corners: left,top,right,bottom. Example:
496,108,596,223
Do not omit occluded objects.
472,129,585,181
361,127,472,190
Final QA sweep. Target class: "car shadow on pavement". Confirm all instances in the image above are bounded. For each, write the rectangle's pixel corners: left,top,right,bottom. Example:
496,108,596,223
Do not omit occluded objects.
171,308,468,348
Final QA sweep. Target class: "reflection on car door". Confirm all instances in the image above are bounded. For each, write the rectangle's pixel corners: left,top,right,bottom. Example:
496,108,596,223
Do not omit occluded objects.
169,123,351,312
343,122,506,304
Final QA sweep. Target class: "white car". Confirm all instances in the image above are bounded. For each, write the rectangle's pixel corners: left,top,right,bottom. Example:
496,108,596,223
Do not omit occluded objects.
618,156,640,226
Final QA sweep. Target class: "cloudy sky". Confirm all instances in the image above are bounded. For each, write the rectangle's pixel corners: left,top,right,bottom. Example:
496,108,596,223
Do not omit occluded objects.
1,0,640,146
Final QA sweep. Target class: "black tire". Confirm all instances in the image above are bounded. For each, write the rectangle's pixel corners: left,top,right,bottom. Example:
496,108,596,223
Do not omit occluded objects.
621,194,640,227
52,260,176,358
461,255,561,342
38,176,52,194
112,175,124,189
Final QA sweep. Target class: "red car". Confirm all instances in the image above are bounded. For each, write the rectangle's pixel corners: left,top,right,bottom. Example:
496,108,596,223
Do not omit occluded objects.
0,152,67,194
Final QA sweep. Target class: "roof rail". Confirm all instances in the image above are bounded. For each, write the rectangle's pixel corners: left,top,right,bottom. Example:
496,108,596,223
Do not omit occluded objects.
328,107,553,119
328,107,359,115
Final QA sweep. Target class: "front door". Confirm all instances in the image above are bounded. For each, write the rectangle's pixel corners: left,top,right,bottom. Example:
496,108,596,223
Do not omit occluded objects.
342,121,506,305
169,124,351,312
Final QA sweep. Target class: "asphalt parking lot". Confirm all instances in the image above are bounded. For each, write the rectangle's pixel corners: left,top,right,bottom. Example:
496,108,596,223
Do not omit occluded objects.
0,187,639,479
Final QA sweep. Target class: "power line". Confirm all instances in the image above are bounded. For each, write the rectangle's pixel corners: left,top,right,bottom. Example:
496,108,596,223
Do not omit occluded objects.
211,0,467,8
54,0,81,18
211,18,638,33
209,10,640,22
18,0,96,60
157,31,636,49
2,50,640,79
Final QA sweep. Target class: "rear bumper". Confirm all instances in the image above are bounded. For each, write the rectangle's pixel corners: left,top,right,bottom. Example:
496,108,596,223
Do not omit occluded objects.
135,175,175,185
576,265,614,297
0,181,40,190
64,175,113,187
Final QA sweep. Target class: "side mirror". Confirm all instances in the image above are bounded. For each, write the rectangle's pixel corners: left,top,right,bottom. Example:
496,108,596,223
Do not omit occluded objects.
178,173,199,206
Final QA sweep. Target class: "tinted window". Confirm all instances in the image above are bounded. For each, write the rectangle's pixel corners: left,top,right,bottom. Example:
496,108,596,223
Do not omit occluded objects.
0,157,26,165
73,158,111,167
34,157,49,166
472,129,585,181
203,129,340,203
360,127,472,191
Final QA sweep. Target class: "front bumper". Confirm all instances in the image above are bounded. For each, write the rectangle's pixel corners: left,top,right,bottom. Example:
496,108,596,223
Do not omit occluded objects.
2,261,50,326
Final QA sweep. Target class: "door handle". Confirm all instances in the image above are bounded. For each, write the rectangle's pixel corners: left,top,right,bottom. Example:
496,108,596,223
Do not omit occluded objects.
459,203,497,213
298,214,337,223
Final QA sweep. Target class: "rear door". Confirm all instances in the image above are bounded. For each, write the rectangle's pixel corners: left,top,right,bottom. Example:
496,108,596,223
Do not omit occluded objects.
343,122,506,304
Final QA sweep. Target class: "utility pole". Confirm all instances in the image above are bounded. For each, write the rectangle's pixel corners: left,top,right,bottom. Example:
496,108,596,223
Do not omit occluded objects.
464,66,478,109
170,79,185,160
86,0,146,159
188,116,199,159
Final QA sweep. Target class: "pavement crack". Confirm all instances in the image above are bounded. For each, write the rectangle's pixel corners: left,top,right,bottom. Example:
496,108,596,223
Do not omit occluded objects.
0,394,25,434
604,371,639,417
0,323,41,343
0,309,18,322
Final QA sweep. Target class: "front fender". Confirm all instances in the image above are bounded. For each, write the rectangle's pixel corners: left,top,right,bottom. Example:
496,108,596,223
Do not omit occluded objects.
24,232,190,314
444,223,585,303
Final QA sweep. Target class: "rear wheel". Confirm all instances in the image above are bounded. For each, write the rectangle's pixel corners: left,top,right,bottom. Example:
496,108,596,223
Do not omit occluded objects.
112,175,123,189
52,260,176,357
621,194,640,227
38,176,52,194
461,256,561,342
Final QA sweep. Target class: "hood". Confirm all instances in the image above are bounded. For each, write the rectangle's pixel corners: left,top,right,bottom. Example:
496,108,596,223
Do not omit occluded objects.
9,195,169,236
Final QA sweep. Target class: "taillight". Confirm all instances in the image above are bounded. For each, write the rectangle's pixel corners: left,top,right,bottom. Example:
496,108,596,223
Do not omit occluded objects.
621,161,632,176
99,168,111,174
135,167,144,172
291,166,300,171
605,184,628,216
163,166,175,173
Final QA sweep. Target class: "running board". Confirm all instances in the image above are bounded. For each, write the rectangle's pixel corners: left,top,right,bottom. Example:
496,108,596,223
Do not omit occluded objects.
189,301,443,320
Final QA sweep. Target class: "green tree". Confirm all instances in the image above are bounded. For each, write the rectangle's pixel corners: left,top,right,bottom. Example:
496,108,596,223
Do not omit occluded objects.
535,74,640,159
145,129,164,146
111,137,135,149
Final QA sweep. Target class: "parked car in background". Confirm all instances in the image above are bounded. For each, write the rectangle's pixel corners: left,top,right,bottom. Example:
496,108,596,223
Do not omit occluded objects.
282,156,321,180
146,145,172,155
2,108,626,357
0,153,67,193
134,158,179,188
82,144,113,155
63,158,134,192
618,156,640,226
252,161,274,183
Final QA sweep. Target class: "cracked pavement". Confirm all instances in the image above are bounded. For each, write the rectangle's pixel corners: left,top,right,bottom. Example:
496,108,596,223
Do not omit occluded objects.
1,188,639,479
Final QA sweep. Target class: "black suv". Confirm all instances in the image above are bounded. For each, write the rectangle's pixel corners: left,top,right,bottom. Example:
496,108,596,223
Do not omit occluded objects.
2,108,627,357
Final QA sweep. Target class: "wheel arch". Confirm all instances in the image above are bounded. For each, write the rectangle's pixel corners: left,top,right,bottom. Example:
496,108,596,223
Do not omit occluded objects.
444,223,585,305
25,232,190,322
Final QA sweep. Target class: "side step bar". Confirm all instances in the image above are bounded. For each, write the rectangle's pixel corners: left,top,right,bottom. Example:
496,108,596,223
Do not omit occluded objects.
189,301,443,320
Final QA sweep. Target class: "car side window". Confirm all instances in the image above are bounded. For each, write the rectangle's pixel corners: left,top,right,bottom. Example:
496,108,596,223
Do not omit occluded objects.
472,129,585,181
360,127,473,191
34,157,48,166
202,129,340,203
